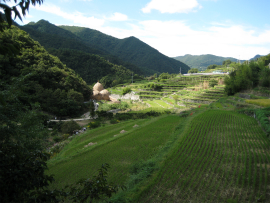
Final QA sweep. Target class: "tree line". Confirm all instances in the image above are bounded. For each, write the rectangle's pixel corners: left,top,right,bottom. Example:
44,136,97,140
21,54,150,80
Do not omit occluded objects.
0,25,91,117
224,55,270,95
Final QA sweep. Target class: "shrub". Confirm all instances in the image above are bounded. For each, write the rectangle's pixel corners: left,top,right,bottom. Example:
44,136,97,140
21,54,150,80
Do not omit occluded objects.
209,79,218,87
122,87,132,95
61,120,81,135
172,95,179,104
110,119,120,124
88,121,101,129
53,136,62,143
97,111,114,120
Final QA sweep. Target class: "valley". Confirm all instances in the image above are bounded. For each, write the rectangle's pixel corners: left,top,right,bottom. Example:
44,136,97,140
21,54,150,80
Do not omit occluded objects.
1,11,270,203
46,75,270,202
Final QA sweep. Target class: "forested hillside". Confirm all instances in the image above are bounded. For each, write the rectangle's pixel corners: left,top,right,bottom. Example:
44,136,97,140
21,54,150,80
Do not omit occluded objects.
20,20,144,85
48,48,135,86
174,54,241,70
0,25,91,117
59,25,190,74
224,54,270,95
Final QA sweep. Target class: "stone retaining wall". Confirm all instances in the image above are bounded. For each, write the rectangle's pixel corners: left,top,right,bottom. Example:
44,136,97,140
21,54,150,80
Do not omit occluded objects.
110,93,140,100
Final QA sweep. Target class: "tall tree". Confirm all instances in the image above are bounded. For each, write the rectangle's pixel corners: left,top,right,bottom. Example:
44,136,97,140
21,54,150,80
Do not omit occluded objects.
0,0,43,29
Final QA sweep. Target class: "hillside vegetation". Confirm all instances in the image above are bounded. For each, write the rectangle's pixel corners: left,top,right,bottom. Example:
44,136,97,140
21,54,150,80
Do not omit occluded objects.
1,12,270,202
174,54,243,71
224,54,270,95
21,20,144,85
135,110,270,203
46,95,270,203
59,25,190,74
0,25,91,117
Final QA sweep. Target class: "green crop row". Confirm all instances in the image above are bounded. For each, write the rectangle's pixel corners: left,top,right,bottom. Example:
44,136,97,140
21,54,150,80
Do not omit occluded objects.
138,91,164,96
136,110,270,203
139,95,161,98
144,101,165,109
47,115,183,190
246,99,270,107
154,100,173,109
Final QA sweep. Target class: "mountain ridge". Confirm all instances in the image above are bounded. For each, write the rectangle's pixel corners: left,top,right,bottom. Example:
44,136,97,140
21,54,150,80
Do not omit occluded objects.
173,54,253,71
59,25,190,74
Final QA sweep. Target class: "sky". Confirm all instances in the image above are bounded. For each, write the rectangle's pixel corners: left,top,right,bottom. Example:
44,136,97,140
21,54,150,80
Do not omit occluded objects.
4,0,270,60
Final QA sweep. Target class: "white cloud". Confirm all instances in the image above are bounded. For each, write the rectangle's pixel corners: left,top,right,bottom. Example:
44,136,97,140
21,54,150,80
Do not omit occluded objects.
99,20,270,59
33,3,105,29
142,0,201,14
27,3,270,59
107,12,128,21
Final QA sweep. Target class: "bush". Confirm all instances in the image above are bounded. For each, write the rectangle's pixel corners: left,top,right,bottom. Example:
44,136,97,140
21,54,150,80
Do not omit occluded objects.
61,120,81,135
53,136,62,143
209,79,218,87
88,121,101,129
110,119,120,124
97,111,114,120
51,121,64,132
122,87,132,95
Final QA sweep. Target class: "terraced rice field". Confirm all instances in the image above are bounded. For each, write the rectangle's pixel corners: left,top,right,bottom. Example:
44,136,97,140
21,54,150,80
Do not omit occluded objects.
139,110,270,203
47,115,183,189
145,100,172,109
246,99,270,107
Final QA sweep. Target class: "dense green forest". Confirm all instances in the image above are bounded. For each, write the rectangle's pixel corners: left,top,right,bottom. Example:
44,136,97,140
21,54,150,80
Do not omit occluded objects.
58,25,190,74
48,48,139,86
20,20,145,79
224,54,270,95
0,25,91,117
174,54,244,71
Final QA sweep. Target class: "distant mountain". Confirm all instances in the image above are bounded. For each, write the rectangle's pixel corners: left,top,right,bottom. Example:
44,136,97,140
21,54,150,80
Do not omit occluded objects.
0,25,91,117
173,54,240,71
59,25,190,74
249,55,264,61
18,20,145,86
21,20,142,73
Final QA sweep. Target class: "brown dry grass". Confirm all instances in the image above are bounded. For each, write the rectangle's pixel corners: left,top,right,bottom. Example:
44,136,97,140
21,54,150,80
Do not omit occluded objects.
76,120,90,127
218,78,224,85
203,80,209,89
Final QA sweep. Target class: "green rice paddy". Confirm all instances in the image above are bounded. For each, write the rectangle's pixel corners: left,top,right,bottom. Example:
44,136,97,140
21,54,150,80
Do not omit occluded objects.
137,110,270,203
246,99,270,107
47,115,183,189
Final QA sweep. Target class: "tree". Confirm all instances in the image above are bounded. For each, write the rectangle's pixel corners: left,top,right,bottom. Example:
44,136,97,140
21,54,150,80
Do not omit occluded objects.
68,163,124,203
0,79,55,202
0,67,123,203
159,72,171,79
122,86,132,95
0,0,43,30
89,100,96,118
207,64,218,69
172,94,179,104
0,26,91,117
209,79,218,87
222,59,232,66
0,2,124,201
188,68,198,73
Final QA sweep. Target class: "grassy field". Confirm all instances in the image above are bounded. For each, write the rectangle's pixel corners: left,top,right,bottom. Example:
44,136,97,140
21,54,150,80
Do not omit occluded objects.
46,75,270,202
47,115,184,189
134,110,270,203
246,99,270,107
144,100,173,109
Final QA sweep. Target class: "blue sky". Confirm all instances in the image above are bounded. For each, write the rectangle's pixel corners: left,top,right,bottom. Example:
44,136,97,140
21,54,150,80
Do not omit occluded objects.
5,0,270,59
